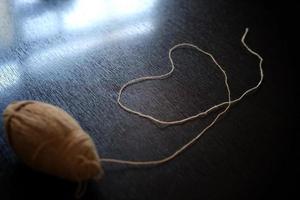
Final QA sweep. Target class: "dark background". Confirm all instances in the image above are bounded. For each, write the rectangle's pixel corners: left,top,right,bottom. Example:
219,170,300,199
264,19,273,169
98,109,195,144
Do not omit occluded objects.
0,0,296,199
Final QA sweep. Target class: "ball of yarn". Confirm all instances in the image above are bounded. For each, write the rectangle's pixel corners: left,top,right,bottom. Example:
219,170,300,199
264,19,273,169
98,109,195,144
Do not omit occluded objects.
3,101,103,182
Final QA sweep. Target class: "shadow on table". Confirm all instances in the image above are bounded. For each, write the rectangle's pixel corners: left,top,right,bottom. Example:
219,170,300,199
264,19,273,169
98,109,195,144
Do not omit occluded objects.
2,163,103,200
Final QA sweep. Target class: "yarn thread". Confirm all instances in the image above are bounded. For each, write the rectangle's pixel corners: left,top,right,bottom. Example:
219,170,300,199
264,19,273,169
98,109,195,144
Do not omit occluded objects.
101,28,264,165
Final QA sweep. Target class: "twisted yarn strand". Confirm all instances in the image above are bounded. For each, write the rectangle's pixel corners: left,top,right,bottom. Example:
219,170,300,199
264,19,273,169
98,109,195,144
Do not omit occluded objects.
101,28,264,165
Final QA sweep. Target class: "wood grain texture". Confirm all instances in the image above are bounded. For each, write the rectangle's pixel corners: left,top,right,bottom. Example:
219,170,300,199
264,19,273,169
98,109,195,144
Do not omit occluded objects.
0,0,295,199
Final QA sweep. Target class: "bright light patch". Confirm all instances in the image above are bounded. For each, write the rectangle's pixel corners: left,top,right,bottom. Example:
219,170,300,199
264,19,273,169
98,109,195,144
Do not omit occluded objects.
63,0,156,30
0,63,20,90
63,0,107,30
22,11,59,40
14,0,39,6
26,21,154,74
110,0,155,15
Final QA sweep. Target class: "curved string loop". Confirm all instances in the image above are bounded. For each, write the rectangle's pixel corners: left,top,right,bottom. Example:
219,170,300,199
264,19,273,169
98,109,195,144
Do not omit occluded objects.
101,28,264,165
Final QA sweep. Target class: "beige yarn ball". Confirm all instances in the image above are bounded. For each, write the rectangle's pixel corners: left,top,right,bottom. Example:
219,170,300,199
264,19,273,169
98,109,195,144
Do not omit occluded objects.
3,101,103,182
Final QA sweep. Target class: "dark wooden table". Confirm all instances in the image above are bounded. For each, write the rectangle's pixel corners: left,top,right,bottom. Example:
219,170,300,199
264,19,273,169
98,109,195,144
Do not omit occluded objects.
0,0,295,199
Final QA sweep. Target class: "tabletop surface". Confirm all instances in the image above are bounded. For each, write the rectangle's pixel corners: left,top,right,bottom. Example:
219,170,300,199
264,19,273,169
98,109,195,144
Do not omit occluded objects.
0,0,295,199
